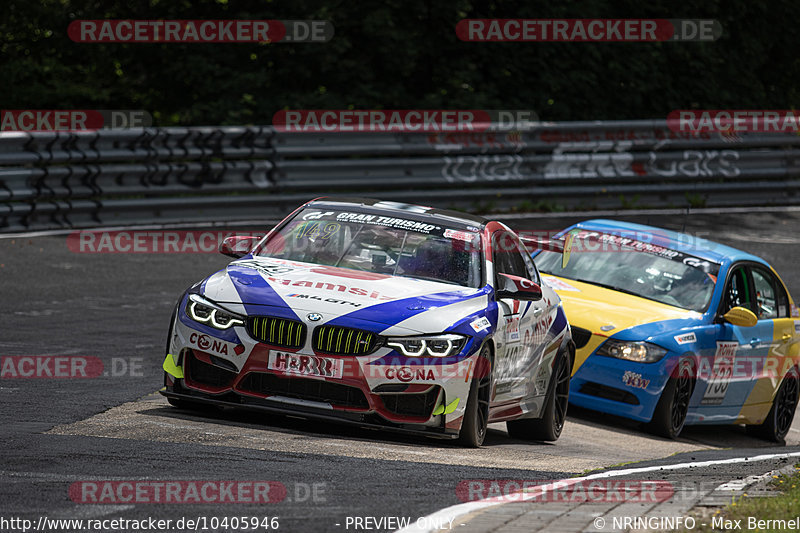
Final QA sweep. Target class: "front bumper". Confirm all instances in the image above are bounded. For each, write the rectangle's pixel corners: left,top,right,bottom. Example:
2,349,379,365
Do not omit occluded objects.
569,351,673,422
164,302,478,436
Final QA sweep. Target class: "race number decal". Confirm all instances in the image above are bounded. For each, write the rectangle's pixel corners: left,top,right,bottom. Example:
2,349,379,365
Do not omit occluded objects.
701,341,738,405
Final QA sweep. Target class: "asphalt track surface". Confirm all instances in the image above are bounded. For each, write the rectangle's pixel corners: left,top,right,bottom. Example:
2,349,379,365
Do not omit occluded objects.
2,209,800,532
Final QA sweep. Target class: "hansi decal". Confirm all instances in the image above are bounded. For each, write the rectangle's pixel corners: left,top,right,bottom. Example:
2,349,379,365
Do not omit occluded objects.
189,332,234,357
622,371,649,390
268,351,343,379
531,312,555,346
444,228,477,243
541,275,581,292
470,317,491,332
674,332,697,345
384,367,436,382
264,276,396,301
286,293,362,308
792,304,800,318
795,321,800,335
701,341,738,405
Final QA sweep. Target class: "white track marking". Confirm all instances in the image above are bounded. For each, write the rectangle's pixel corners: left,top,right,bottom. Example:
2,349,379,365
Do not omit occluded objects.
397,451,800,533
715,472,775,492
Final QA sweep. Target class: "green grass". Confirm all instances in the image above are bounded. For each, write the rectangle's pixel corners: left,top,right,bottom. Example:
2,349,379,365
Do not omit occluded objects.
686,465,800,532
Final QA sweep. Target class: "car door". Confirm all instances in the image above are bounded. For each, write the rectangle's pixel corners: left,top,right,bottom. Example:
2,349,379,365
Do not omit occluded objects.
491,230,548,400
740,266,798,410
697,264,772,414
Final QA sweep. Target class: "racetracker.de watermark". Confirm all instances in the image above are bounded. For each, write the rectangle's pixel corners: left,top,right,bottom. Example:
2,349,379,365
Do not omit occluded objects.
271,110,539,132
456,19,722,42
67,230,265,254
69,481,326,504
0,110,151,131
68,20,333,43
457,479,674,503
0,356,142,379
668,110,800,134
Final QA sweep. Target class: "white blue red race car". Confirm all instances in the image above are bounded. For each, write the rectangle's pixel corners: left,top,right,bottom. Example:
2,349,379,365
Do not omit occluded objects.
532,220,800,441
162,198,574,446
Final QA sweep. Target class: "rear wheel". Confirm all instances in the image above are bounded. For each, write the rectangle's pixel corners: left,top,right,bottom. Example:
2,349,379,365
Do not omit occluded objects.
506,350,571,442
747,366,800,443
648,358,694,439
458,346,492,448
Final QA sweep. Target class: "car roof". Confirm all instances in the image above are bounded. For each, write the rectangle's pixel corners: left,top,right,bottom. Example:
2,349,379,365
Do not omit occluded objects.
572,219,768,266
307,197,489,228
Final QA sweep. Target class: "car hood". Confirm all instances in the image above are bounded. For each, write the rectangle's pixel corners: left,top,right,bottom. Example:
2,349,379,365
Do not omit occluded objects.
541,274,701,337
199,256,490,334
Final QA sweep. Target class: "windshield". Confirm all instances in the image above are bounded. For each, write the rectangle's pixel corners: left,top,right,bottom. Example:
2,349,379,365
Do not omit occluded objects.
256,209,483,288
534,233,719,312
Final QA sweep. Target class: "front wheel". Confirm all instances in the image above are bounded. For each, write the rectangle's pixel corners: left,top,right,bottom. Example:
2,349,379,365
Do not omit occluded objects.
506,351,571,442
458,347,492,448
648,358,695,439
747,366,799,443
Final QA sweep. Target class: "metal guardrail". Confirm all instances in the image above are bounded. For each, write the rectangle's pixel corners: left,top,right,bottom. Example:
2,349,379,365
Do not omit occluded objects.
1,121,799,231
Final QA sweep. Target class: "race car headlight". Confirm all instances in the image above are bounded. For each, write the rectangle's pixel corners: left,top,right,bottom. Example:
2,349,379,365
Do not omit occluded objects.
186,294,245,330
387,334,467,357
597,339,667,363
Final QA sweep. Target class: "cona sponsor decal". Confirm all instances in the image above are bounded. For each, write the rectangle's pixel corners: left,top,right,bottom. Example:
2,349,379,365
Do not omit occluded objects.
456,19,721,42
0,356,104,379
272,110,538,132
456,479,674,503
67,231,265,253
67,20,333,44
0,110,151,131
69,481,286,504
668,110,800,133
189,333,244,357
384,367,437,382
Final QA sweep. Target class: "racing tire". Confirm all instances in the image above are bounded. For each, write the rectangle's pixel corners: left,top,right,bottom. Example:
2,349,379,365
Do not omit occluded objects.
458,346,492,448
746,366,800,443
506,350,571,442
648,358,695,439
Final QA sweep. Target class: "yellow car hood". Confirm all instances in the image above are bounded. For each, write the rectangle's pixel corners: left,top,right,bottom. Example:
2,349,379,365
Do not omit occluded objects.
541,275,699,372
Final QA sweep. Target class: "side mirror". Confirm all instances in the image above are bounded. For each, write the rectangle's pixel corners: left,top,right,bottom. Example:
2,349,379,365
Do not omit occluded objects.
496,273,543,301
219,235,259,259
722,306,758,327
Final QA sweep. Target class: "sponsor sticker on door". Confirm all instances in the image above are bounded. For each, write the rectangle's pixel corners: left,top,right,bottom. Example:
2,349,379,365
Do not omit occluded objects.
701,341,738,405
674,332,697,345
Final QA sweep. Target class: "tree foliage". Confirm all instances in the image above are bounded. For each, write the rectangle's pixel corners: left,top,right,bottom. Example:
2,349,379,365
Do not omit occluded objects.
2,0,797,125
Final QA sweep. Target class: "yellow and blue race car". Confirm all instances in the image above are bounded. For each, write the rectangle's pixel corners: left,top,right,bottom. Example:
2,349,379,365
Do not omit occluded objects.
531,220,800,441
